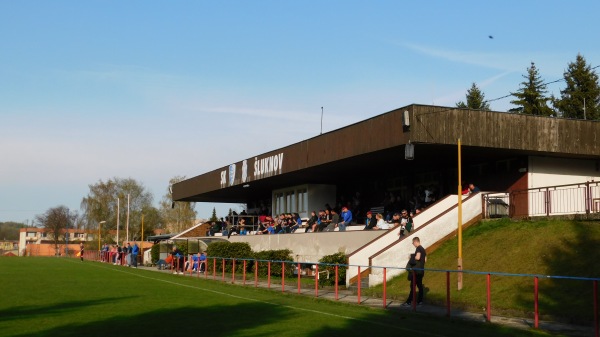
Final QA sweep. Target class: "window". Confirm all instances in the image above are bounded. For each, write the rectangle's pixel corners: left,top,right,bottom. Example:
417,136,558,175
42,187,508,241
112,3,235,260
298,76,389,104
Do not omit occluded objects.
74,233,85,238
26,232,36,237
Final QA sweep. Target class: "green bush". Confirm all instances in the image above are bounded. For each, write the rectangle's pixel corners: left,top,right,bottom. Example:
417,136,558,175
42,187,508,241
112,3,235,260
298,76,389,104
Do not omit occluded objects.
206,242,253,273
253,249,294,278
318,252,346,286
150,244,160,264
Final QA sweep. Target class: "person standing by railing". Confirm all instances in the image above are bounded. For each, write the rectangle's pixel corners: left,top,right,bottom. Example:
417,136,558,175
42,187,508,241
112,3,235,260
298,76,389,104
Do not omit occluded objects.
402,237,426,307
131,242,139,268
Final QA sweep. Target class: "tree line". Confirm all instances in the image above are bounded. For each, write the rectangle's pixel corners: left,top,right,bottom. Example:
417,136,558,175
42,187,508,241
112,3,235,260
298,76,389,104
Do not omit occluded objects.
34,176,198,250
456,54,600,120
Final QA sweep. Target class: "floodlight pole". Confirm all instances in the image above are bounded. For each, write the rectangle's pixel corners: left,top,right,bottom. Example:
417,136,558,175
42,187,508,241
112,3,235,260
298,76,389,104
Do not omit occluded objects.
457,138,463,290
141,214,144,265
98,221,106,252
65,208,69,257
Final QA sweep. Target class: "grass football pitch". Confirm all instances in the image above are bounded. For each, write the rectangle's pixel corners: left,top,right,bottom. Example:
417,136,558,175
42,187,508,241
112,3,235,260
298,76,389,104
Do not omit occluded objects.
0,257,552,337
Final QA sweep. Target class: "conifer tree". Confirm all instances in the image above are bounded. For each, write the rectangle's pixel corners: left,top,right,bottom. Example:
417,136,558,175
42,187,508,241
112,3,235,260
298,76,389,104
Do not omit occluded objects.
510,62,554,116
553,54,600,120
209,207,218,222
456,83,491,110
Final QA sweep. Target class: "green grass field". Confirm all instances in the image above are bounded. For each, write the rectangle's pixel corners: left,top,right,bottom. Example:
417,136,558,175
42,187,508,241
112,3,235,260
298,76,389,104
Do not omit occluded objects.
364,218,600,323
0,258,552,337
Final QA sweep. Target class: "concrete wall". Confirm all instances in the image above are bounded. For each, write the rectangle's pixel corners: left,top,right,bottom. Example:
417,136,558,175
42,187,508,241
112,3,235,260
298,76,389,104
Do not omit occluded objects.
229,230,382,263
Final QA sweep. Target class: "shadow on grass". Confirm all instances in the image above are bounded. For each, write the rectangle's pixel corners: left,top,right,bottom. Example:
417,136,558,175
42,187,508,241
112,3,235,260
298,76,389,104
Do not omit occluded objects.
0,296,136,322
9,301,295,337
2,292,547,337
515,221,600,324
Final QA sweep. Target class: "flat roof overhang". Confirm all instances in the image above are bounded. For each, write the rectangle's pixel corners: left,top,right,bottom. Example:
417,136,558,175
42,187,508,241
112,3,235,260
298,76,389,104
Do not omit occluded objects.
174,104,600,203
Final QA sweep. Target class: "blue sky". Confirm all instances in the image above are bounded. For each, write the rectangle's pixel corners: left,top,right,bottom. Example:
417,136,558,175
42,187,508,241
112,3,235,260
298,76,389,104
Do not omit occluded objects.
1,1,599,224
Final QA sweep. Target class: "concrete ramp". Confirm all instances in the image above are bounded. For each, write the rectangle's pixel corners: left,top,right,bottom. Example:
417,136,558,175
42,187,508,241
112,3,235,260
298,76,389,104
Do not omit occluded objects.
346,193,482,287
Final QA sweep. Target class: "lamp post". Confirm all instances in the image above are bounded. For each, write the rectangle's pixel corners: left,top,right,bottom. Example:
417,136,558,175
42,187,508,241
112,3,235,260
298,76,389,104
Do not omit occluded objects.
98,221,106,252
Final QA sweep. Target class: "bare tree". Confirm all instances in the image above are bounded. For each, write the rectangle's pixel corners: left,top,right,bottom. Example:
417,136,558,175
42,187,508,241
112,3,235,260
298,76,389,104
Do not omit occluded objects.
159,176,197,234
35,206,71,256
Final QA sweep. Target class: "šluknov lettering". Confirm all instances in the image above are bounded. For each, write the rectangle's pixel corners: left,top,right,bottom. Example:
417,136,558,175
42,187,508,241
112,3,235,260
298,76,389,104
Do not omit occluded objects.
220,153,284,188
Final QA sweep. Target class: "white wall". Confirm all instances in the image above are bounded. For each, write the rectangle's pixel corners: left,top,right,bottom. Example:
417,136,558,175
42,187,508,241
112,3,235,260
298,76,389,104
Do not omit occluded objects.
529,156,600,188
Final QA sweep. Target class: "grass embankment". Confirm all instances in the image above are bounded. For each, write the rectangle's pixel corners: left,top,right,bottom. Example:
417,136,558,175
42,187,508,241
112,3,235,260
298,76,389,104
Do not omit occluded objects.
0,257,550,337
364,218,600,323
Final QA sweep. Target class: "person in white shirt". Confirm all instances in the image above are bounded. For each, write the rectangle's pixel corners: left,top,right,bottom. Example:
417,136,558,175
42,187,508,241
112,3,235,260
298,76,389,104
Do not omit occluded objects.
374,213,390,230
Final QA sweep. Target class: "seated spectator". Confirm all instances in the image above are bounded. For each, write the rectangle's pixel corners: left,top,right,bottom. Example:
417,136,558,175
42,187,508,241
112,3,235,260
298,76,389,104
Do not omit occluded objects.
318,209,332,232
398,209,412,237
338,206,352,231
171,246,184,274
325,209,339,232
267,222,276,234
364,211,376,230
306,211,318,233
290,213,301,233
390,213,401,229
469,183,480,194
198,252,206,272
190,252,207,272
373,213,389,230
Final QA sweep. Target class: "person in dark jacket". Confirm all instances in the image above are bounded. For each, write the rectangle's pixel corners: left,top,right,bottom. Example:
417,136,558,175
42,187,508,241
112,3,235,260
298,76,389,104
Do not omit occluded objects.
171,245,184,274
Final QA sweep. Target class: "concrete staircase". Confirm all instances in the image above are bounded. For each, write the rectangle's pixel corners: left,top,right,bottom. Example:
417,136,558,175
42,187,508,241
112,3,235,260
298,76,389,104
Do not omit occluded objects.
346,193,483,288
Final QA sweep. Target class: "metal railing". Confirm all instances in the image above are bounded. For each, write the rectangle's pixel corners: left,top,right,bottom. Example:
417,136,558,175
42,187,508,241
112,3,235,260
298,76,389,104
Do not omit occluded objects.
483,181,600,218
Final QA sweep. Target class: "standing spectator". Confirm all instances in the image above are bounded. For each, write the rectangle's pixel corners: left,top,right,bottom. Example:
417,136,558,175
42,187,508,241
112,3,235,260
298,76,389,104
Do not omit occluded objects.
125,243,132,266
338,206,352,232
114,245,121,265
79,243,84,262
131,242,139,268
402,237,426,306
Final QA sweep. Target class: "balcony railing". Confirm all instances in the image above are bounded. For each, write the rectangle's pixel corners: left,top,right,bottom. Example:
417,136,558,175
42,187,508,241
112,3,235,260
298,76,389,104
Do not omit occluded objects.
483,181,600,218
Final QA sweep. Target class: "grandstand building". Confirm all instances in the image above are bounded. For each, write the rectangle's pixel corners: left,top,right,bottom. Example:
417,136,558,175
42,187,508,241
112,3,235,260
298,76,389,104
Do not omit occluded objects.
173,104,600,220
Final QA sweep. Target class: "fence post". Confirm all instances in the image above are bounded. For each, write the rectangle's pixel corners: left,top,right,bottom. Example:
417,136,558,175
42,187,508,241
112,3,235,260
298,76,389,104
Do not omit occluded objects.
412,271,416,311
297,263,301,294
446,271,450,317
268,261,271,289
586,181,591,215
213,258,216,280
315,264,319,298
534,276,539,329
222,258,225,282
232,259,236,284
486,273,491,322
254,260,258,288
357,266,361,305
545,188,550,217
382,267,386,309
243,260,247,285
335,264,339,301
281,262,285,293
